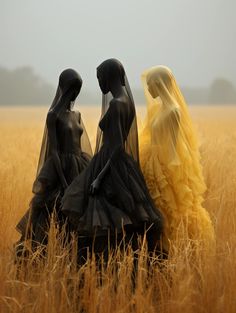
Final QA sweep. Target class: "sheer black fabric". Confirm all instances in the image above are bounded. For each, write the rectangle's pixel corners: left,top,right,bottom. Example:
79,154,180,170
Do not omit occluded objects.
35,69,92,185
62,60,163,252
16,69,92,250
95,61,139,164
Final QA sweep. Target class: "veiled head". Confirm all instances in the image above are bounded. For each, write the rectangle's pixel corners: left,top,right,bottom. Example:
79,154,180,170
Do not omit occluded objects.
145,66,173,99
97,58,125,94
141,66,183,113
59,68,83,102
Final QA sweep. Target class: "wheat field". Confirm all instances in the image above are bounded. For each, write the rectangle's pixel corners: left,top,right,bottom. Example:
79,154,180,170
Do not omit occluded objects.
0,105,236,313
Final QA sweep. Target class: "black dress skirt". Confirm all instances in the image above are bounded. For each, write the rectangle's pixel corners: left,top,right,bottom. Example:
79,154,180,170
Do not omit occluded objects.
16,151,91,246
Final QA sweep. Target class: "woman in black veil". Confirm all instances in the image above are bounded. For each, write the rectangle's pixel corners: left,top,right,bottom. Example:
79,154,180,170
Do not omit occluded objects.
16,69,92,254
62,59,163,261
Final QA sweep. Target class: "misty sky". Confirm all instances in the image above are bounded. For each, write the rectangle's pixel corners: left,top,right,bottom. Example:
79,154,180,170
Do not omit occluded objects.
1,0,236,91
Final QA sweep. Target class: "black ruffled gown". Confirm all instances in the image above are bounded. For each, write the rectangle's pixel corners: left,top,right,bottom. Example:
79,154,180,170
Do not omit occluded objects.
62,99,163,257
16,111,91,249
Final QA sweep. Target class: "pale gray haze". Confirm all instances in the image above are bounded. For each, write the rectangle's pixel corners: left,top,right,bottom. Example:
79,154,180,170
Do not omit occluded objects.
1,0,236,103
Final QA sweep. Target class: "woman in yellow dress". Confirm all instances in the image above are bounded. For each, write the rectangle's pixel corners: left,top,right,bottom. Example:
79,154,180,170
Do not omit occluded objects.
139,66,214,253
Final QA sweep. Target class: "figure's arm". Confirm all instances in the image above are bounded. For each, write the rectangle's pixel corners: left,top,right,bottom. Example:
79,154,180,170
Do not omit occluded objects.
90,142,123,195
77,112,93,158
90,143,122,189
90,101,124,195
152,108,180,147
168,108,181,147
46,112,68,189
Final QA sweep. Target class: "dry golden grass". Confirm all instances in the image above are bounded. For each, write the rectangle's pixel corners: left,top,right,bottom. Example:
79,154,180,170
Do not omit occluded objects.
0,105,236,313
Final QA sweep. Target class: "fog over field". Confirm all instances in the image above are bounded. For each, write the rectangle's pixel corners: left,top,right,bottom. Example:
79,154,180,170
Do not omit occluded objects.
1,0,236,104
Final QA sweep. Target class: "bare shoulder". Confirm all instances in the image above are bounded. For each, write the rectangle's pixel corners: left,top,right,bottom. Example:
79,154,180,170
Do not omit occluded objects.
73,110,81,122
110,98,126,107
170,106,181,122
109,97,130,113
46,111,57,127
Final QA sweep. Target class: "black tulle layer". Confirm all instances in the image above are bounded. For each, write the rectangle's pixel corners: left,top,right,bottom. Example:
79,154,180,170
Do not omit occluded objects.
33,152,90,194
16,152,91,245
62,147,163,238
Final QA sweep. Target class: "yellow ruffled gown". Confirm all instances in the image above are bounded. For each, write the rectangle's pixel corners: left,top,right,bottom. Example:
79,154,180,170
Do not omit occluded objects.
139,66,215,252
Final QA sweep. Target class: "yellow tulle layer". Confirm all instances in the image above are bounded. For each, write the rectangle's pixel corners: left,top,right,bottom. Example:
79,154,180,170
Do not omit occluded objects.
140,137,215,252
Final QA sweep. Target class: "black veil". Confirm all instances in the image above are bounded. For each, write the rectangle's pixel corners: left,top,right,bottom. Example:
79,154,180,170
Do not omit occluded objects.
95,59,139,164
33,69,92,193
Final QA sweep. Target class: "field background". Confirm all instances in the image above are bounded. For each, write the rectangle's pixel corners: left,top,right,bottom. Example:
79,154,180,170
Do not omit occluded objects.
0,105,236,312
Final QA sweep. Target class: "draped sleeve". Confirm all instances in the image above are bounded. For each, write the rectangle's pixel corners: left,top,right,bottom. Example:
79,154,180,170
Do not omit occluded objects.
152,107,181,166
75,111,93,157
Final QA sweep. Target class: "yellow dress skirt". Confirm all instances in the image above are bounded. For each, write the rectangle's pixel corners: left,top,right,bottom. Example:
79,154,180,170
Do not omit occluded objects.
139,133,215,252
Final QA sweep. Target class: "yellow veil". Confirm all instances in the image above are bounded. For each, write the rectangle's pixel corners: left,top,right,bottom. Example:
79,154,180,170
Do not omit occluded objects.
142,66,204,172
140,66,214,250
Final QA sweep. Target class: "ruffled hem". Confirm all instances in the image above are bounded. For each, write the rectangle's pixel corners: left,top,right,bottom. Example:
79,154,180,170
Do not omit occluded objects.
33,152,90,194
140,145,215,251
62,150,163,237
16,151,91,244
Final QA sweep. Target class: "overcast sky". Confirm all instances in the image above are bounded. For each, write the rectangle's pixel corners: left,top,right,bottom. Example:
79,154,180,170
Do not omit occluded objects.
1,0,236,91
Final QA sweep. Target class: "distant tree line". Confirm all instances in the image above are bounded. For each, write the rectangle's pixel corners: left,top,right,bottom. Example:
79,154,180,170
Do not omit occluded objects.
0,66,236,105
0,66,54,105
182,79,236,105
